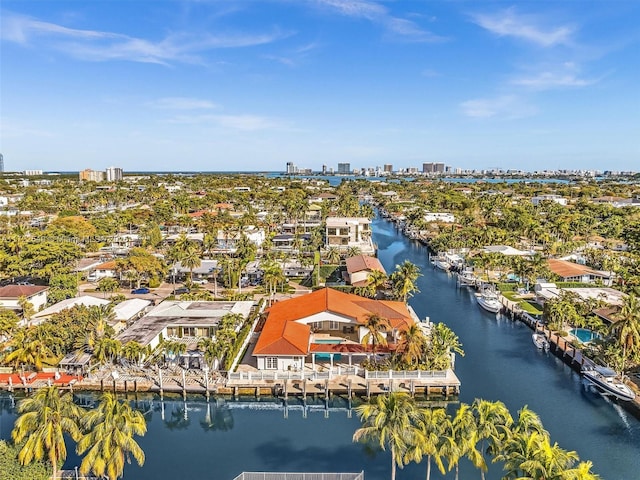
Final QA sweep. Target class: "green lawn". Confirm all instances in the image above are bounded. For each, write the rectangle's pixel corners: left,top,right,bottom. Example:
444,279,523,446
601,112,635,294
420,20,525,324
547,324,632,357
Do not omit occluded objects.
501,291,543,315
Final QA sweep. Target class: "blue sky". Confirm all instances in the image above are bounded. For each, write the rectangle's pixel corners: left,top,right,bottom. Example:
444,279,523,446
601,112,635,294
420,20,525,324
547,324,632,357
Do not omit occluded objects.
1,0,638,173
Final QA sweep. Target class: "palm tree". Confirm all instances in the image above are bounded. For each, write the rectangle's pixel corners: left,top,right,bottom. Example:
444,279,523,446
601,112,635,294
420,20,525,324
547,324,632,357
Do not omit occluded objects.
97,277,120,299
404,407,448,480
77,392,147,480
353,392,421,480
11,386,84,479
93,337,122,366
391,260,421,302
181,244,202,283
367,269,388,298
198,337,221,370
609,293,640,378
122,341,147,366
18,296,35,325
398,324,426,368
472,399,513,480
361,313,390,355
324,246,341,265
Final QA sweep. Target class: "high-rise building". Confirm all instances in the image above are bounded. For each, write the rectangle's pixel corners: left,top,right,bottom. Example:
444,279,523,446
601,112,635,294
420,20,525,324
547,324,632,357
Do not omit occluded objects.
106,166,123,181
383,164,393,173
422,162,446,174
337,163,351,174
322,164,327,175
286,162,296,174
79,169,105,182
0,153,4,173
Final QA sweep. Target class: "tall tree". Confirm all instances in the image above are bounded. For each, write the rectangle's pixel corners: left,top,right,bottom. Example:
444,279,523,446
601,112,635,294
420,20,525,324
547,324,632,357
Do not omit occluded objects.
11,386,83,479
391,260,421,302
77,392,147,480
353,392,421,480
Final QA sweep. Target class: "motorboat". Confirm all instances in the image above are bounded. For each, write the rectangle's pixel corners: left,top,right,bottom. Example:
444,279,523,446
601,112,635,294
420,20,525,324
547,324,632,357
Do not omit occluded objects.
532,333,550,351
581,365,636,402
457,268,477,287
475,288,502,313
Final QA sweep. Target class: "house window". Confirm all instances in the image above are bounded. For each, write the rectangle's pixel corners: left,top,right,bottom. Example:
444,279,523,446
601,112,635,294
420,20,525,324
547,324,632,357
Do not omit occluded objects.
196,327,209,337
166,327,179,337
183,327,196,337
329,320,339,331
327,228,337,236
265,357,278,369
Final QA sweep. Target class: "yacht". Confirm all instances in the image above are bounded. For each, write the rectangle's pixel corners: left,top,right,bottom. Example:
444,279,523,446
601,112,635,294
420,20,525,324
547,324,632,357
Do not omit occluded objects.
475,288,502,313
457,268,477,287
532,333,550,351
582,365,636,402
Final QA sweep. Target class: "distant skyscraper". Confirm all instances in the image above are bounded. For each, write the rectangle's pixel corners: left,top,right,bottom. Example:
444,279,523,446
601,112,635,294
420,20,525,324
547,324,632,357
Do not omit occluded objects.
322,164,327,175
383,164,393,173
286,162,296,174
337,163,351,174
0,153,4,173
79,169,105,182
106,166,123,181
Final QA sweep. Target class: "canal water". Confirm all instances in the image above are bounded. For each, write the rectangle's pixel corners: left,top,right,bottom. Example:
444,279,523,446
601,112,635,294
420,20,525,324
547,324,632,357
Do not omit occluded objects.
1,212,640,479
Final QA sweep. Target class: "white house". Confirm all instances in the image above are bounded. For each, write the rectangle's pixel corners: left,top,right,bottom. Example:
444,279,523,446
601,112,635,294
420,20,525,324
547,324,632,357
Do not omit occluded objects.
325,217,375,255
0,285,49,313
531,194,567,206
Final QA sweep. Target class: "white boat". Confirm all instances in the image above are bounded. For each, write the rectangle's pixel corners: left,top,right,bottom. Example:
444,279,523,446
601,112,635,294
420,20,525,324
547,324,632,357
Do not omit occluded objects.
434,259,451,271
582,365,636,402
475,289,502,313
532,333,549,351
457,269,477,287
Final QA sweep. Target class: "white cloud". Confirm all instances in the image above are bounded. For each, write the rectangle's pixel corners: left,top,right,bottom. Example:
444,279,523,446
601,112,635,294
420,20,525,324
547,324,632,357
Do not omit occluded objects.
315,0,444,42
1,12,287,64
471,8,574,47
148,97,218,110
461,95,537,119
512,71,595,89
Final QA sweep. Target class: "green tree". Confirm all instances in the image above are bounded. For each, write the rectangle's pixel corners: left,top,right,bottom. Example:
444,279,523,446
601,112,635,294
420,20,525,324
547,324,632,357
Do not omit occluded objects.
353,392,421,480
11,386,83,479
609,293,640,377
97,277,120,299
391,260,421,302
403,407,448,480
77,392,147,480
361,313,390,354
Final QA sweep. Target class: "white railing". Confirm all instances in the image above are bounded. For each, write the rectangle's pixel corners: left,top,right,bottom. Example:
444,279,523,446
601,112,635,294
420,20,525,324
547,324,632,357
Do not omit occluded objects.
233,472,365,480
364,370,447,380
228,371,305,381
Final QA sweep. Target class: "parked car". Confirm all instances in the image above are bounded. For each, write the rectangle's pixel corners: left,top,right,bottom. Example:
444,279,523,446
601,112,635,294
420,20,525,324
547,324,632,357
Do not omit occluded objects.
191,278,207,285
131,287,150,294
173,287,189,295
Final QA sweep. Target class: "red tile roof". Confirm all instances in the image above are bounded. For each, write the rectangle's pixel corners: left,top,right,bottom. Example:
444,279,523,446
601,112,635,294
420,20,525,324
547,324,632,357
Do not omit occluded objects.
345,255,386,275
253,288,415,356
96,260,117,270
0,285,48,299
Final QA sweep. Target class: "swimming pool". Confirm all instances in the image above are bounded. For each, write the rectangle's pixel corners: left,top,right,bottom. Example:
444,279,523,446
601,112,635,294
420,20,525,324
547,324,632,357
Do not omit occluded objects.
569,328,601,343
314,338,343,360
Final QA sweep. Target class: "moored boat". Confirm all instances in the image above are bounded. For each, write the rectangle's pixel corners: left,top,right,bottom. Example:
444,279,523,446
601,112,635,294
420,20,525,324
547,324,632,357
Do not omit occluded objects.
532,333,549,351
582,365,636,402
457,268,477,287
475,288,502,313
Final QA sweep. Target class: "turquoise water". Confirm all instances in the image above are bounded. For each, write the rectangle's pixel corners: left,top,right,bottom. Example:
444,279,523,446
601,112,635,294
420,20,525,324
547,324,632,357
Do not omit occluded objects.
314,338,343,360
570,328,601,343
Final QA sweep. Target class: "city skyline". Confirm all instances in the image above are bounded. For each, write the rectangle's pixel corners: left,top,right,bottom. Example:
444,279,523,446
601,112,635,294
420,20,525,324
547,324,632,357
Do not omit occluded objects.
1,1,639,172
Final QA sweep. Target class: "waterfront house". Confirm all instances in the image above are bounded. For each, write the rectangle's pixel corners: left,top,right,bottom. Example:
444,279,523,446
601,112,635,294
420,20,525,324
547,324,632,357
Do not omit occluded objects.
345,255,386,287
547,259,614,286
325,217,375,255
252,288,418,371
117,300,254,352
0,285,48,313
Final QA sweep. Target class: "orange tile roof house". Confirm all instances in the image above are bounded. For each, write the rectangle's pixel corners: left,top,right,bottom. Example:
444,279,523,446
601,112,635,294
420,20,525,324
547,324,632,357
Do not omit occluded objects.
547,259,614,286
253,288,418,372
345,255,386,287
